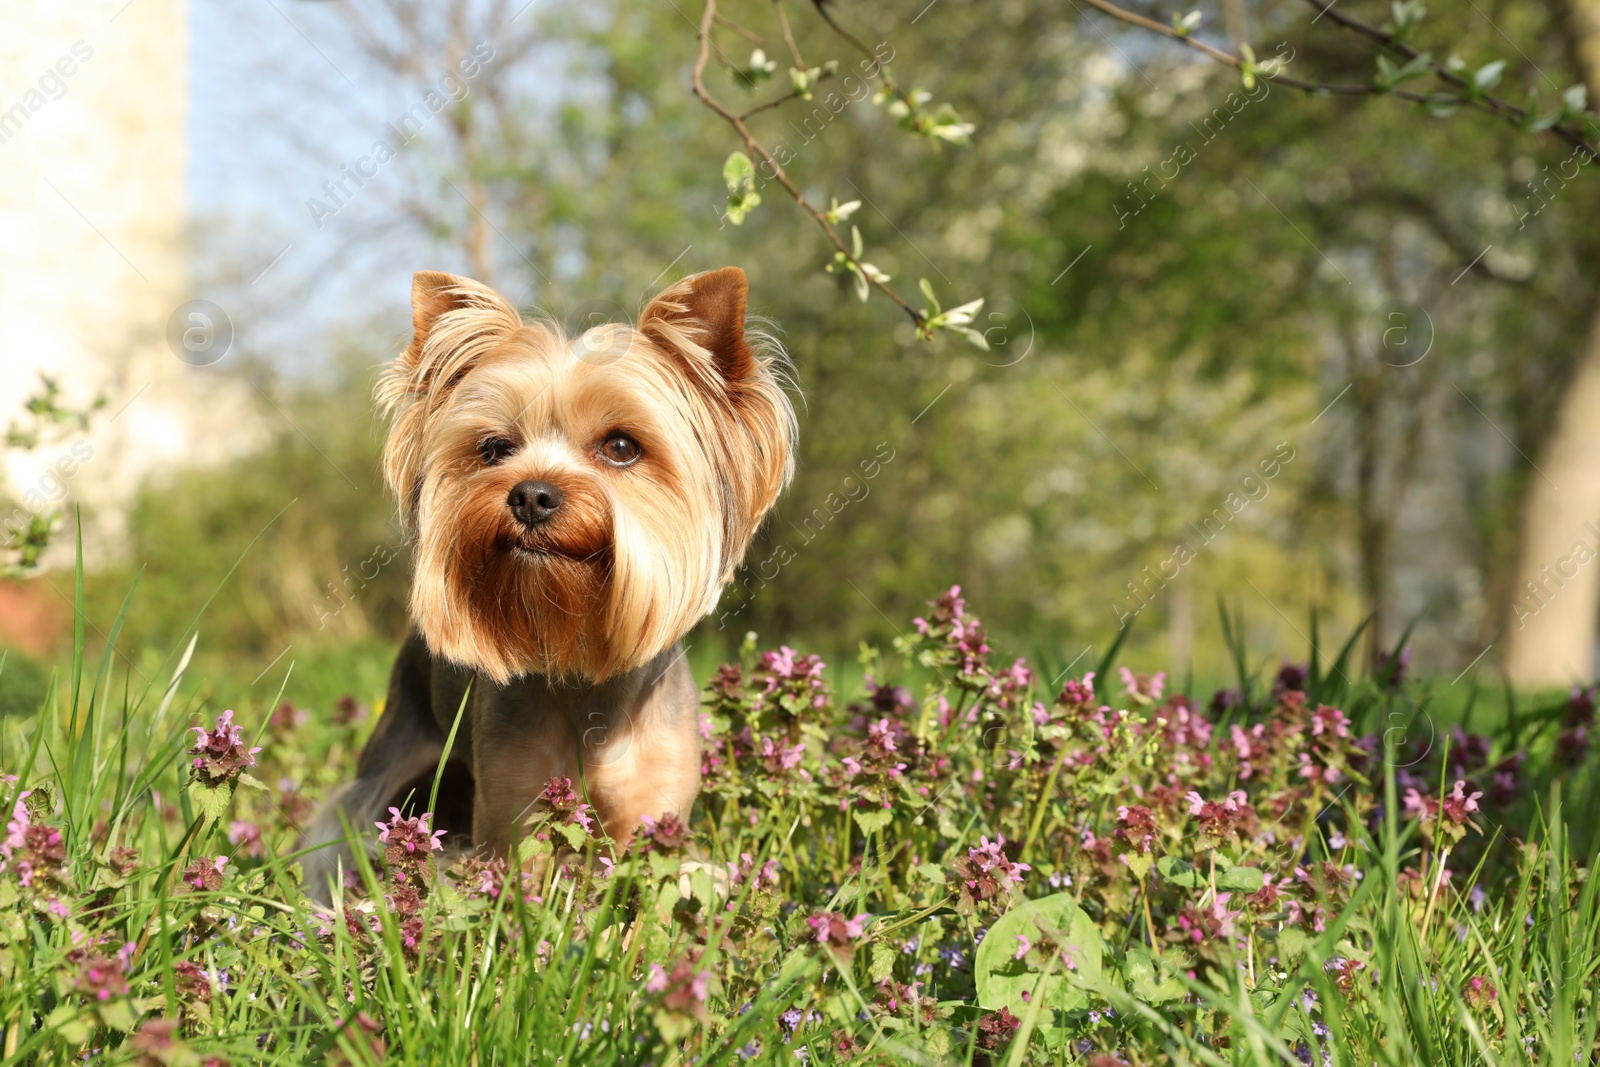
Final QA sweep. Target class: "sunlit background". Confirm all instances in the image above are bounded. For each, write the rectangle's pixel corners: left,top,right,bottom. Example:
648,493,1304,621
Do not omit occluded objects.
4,0,1599,706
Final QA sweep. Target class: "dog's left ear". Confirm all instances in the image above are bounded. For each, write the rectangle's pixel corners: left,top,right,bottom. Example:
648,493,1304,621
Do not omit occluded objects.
638,267,797,579
638,267,759,394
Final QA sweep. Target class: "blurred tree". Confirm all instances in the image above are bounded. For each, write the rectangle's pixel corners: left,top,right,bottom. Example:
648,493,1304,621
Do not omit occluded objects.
680,0,1600,678
80,0,1600,691
1502,0,1600,686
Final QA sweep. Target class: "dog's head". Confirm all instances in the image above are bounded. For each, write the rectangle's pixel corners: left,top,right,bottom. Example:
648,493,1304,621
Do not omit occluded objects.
378,268,795,683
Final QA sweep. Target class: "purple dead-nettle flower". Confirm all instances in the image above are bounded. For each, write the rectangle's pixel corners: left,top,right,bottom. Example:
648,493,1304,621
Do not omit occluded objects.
645,950,714,1017
73,949,130,1003
1311,705,1350,739
1058,672,1096,710
1374,645,1411,688
1115,805,1159,854
1013,934,1032,960
865,677,915,717
2,790,67,891
375,808,446,853
809,910,868,942
536,776,595,832
950,834,1030,912
633,811,690,855
1118,667,1166,704
864,718,902,761
1555,726,1590,766
190,710,262,785
754,647,829,712
757,735,806,774
1405,780,1482,843
178,855,228,893
1274,659,1308,696
727,852,781,890
228,820,264,858
969,836,1030,887
1186,790,1255,844
375,808,445,886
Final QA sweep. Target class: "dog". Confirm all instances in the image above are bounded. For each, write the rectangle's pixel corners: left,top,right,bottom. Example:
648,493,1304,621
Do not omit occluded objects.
304,266,794,897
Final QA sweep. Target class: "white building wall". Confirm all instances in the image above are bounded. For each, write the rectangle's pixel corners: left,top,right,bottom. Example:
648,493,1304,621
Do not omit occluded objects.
0,0,256,568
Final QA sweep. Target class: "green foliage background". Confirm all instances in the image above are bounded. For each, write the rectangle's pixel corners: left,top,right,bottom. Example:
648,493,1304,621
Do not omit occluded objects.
26,0,1596,692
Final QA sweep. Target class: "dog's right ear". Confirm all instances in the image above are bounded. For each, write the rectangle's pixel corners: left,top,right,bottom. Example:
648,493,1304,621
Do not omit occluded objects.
378,271,523,528
395,271,520,394
410,270,474,348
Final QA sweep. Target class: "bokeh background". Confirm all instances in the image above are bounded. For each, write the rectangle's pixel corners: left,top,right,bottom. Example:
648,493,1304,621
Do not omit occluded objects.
4,0,1600,705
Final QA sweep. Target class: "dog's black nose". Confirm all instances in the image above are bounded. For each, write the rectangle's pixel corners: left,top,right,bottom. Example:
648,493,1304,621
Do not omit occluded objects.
507,480,563,527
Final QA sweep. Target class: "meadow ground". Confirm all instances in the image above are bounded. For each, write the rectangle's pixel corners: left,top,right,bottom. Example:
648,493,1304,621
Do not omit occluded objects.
0,570,1597,1066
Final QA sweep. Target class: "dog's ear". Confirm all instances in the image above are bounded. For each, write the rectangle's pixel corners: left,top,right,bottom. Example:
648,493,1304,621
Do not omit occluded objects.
638,267,759,392
410,270,475,347
383,270,521,405
639,267,796,578
378,271,524,528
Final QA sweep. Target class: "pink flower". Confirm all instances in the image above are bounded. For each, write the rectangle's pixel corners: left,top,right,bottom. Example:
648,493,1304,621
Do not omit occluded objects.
374,808,446,853
179,855,228,892
536,777,595,832
1231,723,1266,779
809,910,871,952
227,820,263,858
757,736,806,774
953,835,1031,907
1185,791,1254,844
190,710,262,785
1118,667,1166,703
644,951,714,1016
1114,805,1158,853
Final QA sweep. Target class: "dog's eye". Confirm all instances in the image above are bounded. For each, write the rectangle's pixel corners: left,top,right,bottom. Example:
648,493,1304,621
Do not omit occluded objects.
598,433,641,467
479,437,516,465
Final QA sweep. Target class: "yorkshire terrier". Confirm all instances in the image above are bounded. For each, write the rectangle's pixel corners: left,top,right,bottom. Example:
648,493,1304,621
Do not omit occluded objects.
305,267,794,896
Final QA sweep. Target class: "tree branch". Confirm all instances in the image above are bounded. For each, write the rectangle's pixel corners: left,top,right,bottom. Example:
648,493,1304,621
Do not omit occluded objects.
692,0,923,324
1072,0,1599,162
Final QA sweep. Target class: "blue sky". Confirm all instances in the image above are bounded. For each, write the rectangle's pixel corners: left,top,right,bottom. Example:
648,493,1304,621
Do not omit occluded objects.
187,1,552,368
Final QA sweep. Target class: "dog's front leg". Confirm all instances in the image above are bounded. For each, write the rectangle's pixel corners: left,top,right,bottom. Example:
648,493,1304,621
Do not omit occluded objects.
470,700,578,859
579,652,702,847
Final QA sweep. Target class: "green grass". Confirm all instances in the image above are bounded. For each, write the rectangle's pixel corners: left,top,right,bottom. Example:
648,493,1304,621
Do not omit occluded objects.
0,564,1596,1066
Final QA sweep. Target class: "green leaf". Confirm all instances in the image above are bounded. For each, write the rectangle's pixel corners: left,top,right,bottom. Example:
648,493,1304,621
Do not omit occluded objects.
975,892,1106,1047
1123,852,1153,881
1156,855,1206,888
723,152,755,191
869,941,896,983
1216,865,1265,892
1124,946,1185,1003
187,779,232,825
98,997,137,1032
654,879,682,924
1277,926,1310,963
1474,59,1506,91
853,807,893,835
47,1003,91,1046
723,152,761,225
